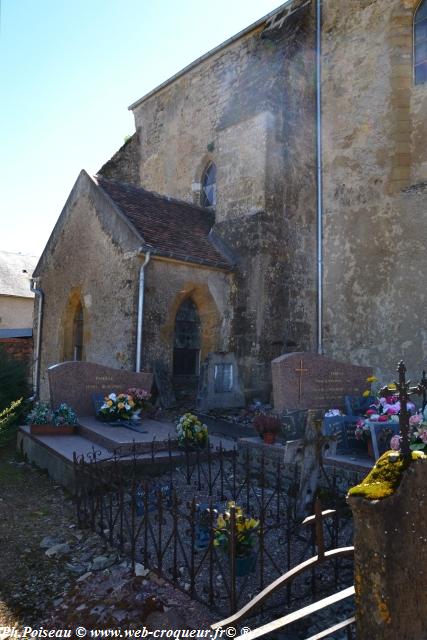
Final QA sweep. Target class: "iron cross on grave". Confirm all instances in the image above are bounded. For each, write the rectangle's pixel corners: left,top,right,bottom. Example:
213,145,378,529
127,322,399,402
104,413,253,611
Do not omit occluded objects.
294,358,309,402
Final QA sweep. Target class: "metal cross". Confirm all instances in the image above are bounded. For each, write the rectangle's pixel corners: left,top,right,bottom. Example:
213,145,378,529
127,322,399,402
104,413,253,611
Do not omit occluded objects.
294,359,309,402
302,498,335,559
379,360,422,459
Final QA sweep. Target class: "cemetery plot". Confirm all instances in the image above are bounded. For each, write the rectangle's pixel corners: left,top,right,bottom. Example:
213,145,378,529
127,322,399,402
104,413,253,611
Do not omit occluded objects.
74,442,354,626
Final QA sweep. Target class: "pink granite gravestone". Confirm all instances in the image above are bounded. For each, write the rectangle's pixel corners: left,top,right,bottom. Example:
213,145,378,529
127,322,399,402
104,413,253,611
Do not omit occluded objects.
272,352,372,411
48,361,153,416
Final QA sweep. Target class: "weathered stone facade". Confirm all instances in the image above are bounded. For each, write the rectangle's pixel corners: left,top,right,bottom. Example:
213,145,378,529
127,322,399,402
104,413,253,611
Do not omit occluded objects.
34,172,232,400
322,0,427,381
34,0,427,401
107,0,319,397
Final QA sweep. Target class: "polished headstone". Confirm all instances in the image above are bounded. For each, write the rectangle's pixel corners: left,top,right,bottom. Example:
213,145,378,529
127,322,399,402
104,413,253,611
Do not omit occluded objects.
272,352,372,411
48,361,153,416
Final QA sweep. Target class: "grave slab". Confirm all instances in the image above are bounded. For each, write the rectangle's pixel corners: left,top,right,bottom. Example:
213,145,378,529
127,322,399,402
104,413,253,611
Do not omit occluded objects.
48,361,153,416
272,352,372,411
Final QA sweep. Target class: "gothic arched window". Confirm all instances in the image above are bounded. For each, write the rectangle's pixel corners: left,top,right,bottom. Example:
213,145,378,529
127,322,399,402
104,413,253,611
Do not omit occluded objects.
200,162,216,208
415,0,427,84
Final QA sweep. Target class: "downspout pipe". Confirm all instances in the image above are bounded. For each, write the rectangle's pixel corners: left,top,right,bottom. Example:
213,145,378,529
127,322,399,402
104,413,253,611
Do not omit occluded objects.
30,277,44,399
136,250,151,372
316,0,324,355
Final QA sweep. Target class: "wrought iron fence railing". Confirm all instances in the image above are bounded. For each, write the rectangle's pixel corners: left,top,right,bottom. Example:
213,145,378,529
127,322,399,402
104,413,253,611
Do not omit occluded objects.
74,441,355,625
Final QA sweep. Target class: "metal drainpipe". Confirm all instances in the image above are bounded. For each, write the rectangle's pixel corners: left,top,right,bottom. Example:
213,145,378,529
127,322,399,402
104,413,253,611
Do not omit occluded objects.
30,278,44,399
316,0,324,355
136,250,151,372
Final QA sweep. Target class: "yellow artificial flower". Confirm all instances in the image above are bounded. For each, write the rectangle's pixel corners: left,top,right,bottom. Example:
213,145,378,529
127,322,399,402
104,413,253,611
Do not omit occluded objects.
118,402,125,410
107,400,113,407
217,515,226,528
366,376,378,383
388,383,397,391
362,390,371,397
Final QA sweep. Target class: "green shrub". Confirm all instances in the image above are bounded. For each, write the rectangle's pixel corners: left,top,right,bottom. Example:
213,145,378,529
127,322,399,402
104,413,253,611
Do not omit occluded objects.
0,345,30,412
0,398,23,448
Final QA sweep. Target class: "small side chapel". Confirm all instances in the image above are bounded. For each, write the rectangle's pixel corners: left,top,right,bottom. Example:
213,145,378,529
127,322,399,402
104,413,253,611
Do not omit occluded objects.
32,0,427,402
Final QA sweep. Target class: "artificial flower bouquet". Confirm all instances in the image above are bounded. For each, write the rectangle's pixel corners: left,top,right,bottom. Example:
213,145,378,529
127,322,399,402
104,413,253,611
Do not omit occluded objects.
214,501,259,557
26,402,78,434
355,377,416,442
176,412,209,448
390,408,427,454
97,392,135,422
126,387,152,412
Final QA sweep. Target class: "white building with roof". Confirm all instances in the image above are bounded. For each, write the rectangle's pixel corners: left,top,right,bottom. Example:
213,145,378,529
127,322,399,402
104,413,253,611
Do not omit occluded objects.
0,250,38,333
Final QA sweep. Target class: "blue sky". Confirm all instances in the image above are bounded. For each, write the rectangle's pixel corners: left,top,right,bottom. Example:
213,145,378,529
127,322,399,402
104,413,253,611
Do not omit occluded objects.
0,0,283,257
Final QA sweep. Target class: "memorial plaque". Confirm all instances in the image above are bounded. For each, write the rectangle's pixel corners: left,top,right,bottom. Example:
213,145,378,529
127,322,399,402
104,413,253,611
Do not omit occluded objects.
197,352,245,411
272,352,372,411
214,363,233,393
48,361,153,416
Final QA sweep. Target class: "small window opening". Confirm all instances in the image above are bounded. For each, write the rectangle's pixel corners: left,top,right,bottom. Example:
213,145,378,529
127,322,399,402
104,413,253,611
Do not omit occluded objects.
200,162,217,208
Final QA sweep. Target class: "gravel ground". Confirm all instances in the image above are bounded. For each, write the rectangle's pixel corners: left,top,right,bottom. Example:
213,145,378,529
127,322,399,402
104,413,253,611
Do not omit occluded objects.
0,440,214,636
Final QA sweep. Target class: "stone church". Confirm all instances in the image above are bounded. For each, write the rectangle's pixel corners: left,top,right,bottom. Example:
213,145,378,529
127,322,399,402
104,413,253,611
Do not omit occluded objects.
32,0,427,402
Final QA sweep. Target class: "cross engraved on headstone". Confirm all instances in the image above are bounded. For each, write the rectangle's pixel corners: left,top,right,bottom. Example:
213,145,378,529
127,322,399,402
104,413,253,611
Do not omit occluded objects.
294,359,309,402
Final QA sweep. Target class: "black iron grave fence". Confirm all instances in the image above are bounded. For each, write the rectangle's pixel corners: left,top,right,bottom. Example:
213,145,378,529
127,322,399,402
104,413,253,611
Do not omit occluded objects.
74,441,355,621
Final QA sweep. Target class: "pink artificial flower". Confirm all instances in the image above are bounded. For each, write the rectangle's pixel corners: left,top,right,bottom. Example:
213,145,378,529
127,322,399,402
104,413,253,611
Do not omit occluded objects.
420,431,427,444
386,407,398,415
356,418,365,428
409,414,423,426
390,435,401,451
366,409,376,416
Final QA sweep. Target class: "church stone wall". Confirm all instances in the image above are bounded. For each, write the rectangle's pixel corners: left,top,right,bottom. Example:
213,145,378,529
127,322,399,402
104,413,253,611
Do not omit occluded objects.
129,3,318,399
36,176,143,400
141,259,232,376
322,0,427,381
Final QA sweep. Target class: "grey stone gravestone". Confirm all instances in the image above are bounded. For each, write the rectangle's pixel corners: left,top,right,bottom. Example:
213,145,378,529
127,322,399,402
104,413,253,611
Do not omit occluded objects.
196,352,245,411
153,360,176,409
272,352,372,412
48,361,153,417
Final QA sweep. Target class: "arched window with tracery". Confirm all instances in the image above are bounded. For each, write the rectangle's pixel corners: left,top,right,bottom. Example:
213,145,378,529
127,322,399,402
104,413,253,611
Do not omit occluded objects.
200,162,216,208
415,0,427,84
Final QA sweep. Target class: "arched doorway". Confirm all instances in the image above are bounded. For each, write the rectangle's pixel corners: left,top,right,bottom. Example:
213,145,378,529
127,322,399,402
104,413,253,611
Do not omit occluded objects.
173,299,201,376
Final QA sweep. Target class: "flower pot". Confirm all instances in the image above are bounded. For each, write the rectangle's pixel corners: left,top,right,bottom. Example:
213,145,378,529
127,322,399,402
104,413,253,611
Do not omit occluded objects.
30,424,75,435
263,432,276,445
236,554,257,577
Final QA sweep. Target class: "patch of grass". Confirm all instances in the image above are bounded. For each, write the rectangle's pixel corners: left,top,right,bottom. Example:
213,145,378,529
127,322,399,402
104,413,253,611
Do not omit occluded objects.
348,450,425,500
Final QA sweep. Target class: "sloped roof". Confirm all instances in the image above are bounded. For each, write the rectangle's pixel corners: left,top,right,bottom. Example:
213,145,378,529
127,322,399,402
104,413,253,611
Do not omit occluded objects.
0,251,38,298
93,176,232,270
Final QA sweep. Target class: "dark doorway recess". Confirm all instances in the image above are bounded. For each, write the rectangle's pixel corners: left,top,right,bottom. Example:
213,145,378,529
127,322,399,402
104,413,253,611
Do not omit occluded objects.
173,299,201,376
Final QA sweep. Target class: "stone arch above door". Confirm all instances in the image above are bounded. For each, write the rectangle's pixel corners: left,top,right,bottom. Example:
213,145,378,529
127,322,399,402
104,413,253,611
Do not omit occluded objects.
162,283,222,373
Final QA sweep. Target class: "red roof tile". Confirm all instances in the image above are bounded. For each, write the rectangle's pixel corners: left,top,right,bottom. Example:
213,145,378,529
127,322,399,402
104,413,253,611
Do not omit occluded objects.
94,176,232,270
